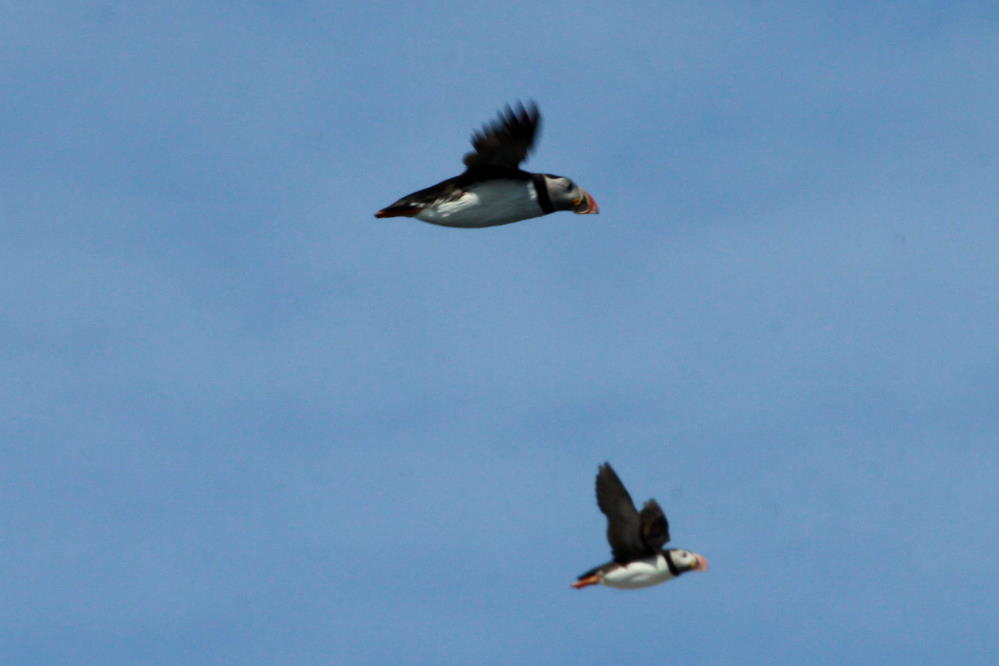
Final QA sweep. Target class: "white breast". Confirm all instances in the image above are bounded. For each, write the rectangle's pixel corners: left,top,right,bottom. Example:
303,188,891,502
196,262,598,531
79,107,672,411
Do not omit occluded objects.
415,180,545,228
601,554,676,589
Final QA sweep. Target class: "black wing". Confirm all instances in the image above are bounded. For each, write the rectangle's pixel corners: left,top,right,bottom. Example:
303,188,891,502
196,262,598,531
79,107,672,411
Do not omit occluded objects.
374,176,463,217
595,463,653,562
639,499,671,551
462,102,540,170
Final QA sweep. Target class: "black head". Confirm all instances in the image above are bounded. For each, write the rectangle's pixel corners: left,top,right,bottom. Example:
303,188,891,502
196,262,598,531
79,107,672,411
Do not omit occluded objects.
541,174,599,214
667,549,709,575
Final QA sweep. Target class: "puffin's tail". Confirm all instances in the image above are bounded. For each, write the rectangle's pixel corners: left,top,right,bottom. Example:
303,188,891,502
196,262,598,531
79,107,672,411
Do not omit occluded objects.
374,206,420,218
571,575,600,589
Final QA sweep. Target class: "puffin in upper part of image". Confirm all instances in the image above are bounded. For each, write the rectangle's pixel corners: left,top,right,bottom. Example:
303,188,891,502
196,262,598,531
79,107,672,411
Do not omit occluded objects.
572,462,708,590
374,102,599,228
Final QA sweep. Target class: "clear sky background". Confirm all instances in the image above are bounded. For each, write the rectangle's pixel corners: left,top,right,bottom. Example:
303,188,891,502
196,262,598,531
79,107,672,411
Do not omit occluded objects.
3,2,997,664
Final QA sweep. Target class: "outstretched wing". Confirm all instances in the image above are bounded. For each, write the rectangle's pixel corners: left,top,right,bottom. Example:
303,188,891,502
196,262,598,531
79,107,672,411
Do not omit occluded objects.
639,499,671,551
595,463,652,562
462,102,540,169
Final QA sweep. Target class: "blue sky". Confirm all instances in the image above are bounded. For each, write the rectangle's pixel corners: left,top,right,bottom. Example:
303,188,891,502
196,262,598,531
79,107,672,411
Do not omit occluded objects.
3,2,997,664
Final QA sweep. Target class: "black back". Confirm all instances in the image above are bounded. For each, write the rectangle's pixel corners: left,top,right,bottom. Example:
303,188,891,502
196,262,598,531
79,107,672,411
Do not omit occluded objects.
376,102,541,215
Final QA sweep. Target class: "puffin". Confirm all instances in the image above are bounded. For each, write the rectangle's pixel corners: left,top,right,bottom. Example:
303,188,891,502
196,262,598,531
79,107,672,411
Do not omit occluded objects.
572,463,708,590
374,102,599,228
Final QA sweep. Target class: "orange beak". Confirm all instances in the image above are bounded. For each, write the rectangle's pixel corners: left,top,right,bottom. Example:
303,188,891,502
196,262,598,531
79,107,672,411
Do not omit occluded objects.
571,575,601,589
573,190,599,214
693,554,709,572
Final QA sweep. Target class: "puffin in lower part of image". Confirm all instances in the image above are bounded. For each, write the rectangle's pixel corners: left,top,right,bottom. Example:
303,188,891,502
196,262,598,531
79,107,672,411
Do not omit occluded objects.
374,102,598,228
572,462,708,590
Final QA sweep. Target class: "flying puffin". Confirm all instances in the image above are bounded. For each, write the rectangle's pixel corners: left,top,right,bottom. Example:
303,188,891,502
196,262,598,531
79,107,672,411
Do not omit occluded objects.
374,102,599,228
572,463,708,590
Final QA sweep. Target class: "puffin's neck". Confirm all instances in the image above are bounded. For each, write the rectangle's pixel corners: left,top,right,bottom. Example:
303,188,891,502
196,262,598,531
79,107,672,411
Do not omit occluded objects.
663,550,680,576
530,173,554,214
